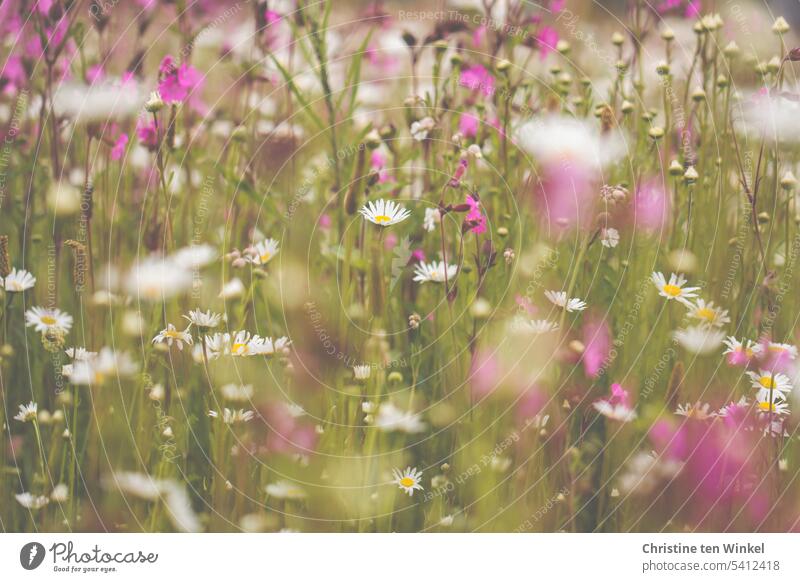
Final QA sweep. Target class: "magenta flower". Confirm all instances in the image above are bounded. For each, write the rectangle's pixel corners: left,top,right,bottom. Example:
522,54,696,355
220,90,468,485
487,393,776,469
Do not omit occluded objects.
537,26,559,61
111,133,129,161
157,55,204,104
136,119,158,150
464,195,486,234
459,113,479,138
631,180,670,234
459,65,495,97
582,315,611,377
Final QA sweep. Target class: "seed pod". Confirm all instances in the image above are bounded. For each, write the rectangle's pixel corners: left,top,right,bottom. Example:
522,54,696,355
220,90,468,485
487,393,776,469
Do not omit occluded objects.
0,235,10,278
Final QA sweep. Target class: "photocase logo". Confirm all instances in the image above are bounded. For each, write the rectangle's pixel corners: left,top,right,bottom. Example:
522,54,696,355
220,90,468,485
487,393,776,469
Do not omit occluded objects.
20,542,46,570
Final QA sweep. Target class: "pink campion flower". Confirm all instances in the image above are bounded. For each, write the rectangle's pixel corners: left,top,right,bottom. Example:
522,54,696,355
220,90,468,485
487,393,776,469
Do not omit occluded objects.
1,55,27,94
536,26,559,60
515,294,537,316
411,249,426,262
384,232,398,251
459,64,495,97
157,55,204,105
111,133,128,161
459,113,479,138
470,349,500,399
318,214,332,229
582,315,611,378
136,118,158,150
35,0,53,15
464,194,486,234
549,0,565,12
757,338,798,373
261,402,318,455
449,158,468,188
535,164,595,231
265,8,281,25
371,150,391,183
630,180,670,234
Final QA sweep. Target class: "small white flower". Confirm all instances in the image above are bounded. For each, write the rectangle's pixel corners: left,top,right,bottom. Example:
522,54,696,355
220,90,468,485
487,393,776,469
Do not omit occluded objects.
359,198,411,226
15,492,49,509
353,364,371,380
246,238,280,265
14,401,38,422
675,402,716,420
423,207,440,232
171,244,218,269
600,228,619,248
592,400,637,422
25,306,73,334
184,308,222,329
410,116,435,141
126,257,193,301
152,323,193,350
413,260,457,283
1,268,36,292
208,408,255,424
392,466,424,496
50,483,69,503
687,299,730,328
220,384,254,402
219,278,245,299
651,271,700,306
65,347,96,360
766,342,798,360
525,319,560,334
544,290,587,312
755,394,790,416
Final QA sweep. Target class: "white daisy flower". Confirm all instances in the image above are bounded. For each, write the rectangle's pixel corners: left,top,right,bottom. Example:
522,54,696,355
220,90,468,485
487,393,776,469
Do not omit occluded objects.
14,401,38,423
152,324,193,350
392,466,424,496
353,364,371,380
722,336,763,361
65,347,96,360
70,348,138,385
359,198,411,226
686,299,731,328
747,370,793,397
246,238,280,265
600,227,619,248
374,402,427,434
423,207,440,232
184,308,222,329
675,402,716,420
544,290,587,312
592,399,637,422
1,268,36,292
25,306,73,334
219,278,245,299
651,272,700,306
208,408,255,424
755,395,790,416
673,326,726,355
413,261,457,283
220,384,254,402
525,319,560,334
50,483,69,503
15,492,49,510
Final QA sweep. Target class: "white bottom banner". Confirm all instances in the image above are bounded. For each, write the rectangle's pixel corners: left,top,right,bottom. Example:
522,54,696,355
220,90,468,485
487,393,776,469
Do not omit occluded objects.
1,533,798,581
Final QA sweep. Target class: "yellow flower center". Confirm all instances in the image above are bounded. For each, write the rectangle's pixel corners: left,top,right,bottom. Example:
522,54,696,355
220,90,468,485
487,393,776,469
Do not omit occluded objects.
232,343,249,355
696,307,716,320
662,284,682,297
165,330,182,339
260,252,271,263
759,376,775,389
400,477,415,487
758,401,774,412
41,315,57,325
374,215,391,224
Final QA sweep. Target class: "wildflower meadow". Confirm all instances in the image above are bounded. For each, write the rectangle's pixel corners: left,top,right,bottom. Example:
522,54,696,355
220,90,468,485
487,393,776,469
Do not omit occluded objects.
3,0,800,535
